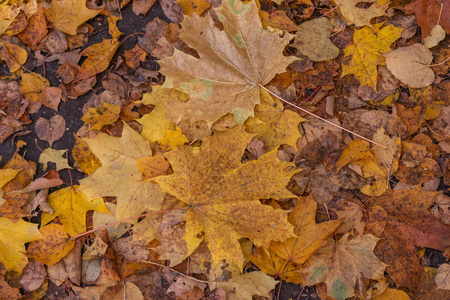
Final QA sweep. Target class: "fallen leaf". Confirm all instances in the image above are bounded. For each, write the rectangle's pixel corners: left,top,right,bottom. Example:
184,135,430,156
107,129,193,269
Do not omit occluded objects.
244,88,306,150
20,72,50,102
35,115,66,147
372,288,411,300
136,152,170,180
0,217,43,272
107,15,124,40
176,0,211,16
159,0,297,126
39,148,72,172
332,0,389,27
81,102,121,131
0,169,20,190
22,169,63,193
41,186,109,236
2,152,36,193
0,275,20,299
39,87,62,111
77,39,120,80
19,261,46,292
72,134,102,175
17,6,47,47
423,24,446,48
212,271,277,300
45,0,102,35
0,43,27,72
293,18,339,61
124,44,146,68
384,43,435,88
406,0,450,38
300,233,387,300
159,127,189,151
133,0,158,15
342,23,403,91
78,123,165,221
435,263,450,290
260,10,299,32
154,126,297,268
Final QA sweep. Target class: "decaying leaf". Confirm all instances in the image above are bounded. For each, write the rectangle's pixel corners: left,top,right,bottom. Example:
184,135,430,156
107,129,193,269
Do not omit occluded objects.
154,126,297,268
300,233,387,300
159,0,297,126
293,18,339,61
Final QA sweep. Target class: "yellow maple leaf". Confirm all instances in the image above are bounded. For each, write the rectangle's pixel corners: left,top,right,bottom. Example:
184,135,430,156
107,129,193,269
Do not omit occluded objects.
38,148,72,172
77,39,120,80
45,0,102,35
159,127,189,151
244,88,306,150
159,0,297,126
154,126,297,268
136,86,188,143
81,102,121,131
341,23,403,91
246,195,340,284
41,186,109,236
78,123,165,221
0,217,43,272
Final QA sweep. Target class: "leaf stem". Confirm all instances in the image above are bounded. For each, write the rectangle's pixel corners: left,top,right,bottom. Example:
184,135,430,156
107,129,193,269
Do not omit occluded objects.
258,84,387,149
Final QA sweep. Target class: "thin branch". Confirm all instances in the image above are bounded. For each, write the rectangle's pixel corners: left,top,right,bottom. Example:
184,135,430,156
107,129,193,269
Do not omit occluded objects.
258,84,387,149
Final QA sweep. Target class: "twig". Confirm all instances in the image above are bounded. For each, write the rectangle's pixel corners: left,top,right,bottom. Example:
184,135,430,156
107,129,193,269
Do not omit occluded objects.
258,84,387,149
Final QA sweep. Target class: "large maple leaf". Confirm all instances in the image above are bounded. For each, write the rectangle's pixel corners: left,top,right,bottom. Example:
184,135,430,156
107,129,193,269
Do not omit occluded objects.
299,233,387,300
78,123,165,221
154,126,297,268
341,23,403,91
406,0,450,38
159,0,296,126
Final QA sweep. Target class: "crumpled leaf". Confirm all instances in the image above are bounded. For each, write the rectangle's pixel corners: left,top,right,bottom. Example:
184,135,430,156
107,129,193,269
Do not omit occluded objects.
45,0,102,35
41,186,109,236
78,123,165,221
0,217,43,273
293,18,339,61
154,126,297,268
332,0,389,27
342,23,403,91
81,102,121,131
244,88,306,150
300,233,387,300
384,43,435,88
159,0,297,126
77,39,120,80
39,148,72,172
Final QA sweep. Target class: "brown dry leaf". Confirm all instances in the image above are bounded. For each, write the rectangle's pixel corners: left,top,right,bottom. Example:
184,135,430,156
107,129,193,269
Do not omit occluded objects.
124,44,146,68
45,0,102,35
19,261,46,292
135,152,170,181
384,44,435,88
0,275,21,299
35,115,66,147
423,25,446,48
154,126,297,268
260,10,299,32
39,87,62,111
17,6,47,47
2,152,36,193
133,0,158,16
159,0,297,126
77,39,120,80
293,18,339,61
435,263,450,290
370,187,450,289
212,272,277,300
300,233,387,300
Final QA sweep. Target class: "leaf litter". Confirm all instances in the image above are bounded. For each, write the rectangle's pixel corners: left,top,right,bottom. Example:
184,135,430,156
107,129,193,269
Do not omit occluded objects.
0,0,449,299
